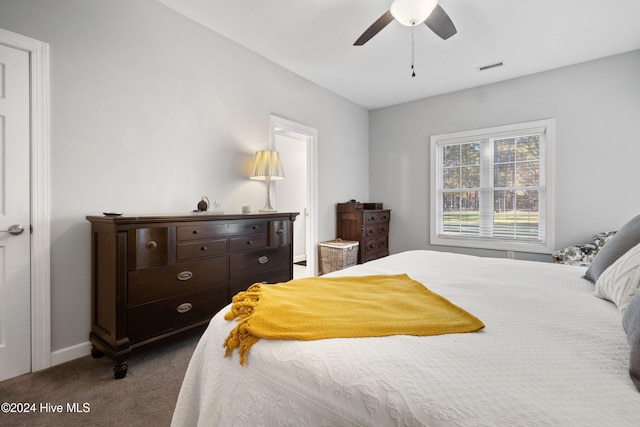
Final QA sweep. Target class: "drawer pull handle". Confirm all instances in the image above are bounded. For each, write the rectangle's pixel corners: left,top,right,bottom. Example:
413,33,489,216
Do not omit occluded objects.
177,271,193,281
277,229,284,235
252,225,258,230
146,241,158,250
192,230,199,234
258,256,269,264
176,303,192,314
201,246,208,251
246,240,253,245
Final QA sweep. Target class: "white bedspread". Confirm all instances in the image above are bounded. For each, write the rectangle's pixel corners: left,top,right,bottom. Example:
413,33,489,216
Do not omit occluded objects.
172,250,640,426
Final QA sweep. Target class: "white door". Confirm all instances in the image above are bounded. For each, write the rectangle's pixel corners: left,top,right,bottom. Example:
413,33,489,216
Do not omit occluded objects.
0,43,31,382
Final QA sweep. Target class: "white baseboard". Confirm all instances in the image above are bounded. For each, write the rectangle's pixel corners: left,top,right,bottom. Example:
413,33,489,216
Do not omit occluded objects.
293,254,307,263
50,340,92,367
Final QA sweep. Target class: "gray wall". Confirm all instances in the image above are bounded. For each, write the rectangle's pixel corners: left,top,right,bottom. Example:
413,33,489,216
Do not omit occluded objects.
0,0,369,357
369,50,640,262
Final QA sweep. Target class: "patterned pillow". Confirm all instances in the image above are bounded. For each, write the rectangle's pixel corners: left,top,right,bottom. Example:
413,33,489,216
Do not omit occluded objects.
553,231,618,266
552,244,597,266
593,231,617,249
594,243,640,313
622,291,640,391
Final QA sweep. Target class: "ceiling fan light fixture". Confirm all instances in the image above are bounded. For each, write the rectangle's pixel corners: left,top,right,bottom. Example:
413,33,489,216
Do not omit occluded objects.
390,0,438,27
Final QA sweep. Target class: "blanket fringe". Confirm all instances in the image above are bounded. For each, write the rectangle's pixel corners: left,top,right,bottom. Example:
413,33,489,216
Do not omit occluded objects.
223,283,262,365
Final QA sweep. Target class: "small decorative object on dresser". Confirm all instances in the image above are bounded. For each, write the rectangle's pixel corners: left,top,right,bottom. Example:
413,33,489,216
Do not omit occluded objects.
86,212,298,379
196,196,209,212
336,200,390,263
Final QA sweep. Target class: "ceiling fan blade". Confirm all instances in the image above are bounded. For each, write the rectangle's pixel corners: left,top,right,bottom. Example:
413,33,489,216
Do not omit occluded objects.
424,4,457,40
354,10,394,46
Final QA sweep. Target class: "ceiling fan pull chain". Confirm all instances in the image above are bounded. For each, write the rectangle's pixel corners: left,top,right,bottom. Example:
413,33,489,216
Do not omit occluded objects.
411,28,416,77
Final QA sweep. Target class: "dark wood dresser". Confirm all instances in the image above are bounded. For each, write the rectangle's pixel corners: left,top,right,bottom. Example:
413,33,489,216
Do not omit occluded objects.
86,212,298,379
336,201,390,263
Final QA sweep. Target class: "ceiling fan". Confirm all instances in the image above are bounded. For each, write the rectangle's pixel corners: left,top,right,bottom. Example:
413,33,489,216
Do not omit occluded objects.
354,0,457,46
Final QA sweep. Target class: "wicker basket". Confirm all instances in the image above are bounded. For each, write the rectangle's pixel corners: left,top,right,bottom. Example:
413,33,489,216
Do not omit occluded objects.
319,239,359,275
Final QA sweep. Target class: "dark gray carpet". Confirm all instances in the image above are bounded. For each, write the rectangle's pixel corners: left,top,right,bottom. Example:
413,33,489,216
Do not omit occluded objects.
0,332,201,427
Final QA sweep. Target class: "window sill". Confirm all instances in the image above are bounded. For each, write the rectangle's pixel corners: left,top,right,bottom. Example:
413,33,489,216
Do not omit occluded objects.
430,234,554,254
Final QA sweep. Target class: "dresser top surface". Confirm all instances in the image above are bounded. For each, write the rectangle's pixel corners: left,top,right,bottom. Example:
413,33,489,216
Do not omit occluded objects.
87,211,299,225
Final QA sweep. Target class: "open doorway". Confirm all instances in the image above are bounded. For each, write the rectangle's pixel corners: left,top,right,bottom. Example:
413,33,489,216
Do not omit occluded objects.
270,115,318,277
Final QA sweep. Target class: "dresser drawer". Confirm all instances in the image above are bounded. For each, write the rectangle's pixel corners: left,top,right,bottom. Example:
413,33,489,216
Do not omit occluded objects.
177,238,228,260
229,267,291,297
134,228,168,268
363,210,391,224
364,222,390,239
364,237,389,258
177,223,229,241
128,286,227,344
377,236,388,251
228,221,267,236
364,238,381,253
229,234,267,253
269,220,292,247
229,246,290,280
128,256,229,305
377,222,390,236
363,249,389,263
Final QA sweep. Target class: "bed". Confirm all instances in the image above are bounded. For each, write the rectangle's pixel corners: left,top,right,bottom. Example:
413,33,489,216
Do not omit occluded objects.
172,250,640,426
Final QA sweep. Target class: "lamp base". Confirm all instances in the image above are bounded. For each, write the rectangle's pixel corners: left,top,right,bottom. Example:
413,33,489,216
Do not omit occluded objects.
260,179,277,212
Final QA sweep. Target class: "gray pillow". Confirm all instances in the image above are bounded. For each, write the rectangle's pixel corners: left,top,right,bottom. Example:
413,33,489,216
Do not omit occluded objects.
585,215,640,282
622,291,640,391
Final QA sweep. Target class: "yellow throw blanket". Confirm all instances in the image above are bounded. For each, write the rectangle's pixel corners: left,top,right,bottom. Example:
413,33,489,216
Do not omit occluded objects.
224,274,484,365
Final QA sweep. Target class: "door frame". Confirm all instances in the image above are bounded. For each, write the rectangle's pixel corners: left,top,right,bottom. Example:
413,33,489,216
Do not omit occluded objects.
269,114,318,276
0,28,51,372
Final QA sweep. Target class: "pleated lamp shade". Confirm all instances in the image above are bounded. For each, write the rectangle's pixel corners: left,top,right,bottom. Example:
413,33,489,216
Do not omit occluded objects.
249,150,285,180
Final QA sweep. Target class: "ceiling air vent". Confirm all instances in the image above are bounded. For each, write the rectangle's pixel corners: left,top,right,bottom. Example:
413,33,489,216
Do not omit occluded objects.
477,61,504,72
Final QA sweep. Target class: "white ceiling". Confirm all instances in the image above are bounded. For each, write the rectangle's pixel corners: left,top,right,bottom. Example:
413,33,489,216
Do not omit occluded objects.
156,0,640,110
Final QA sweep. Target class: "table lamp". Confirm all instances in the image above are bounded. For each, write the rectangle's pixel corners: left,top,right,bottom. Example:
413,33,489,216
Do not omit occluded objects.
249,150,285,212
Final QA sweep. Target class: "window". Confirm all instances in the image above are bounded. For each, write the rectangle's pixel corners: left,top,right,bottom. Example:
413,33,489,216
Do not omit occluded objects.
430,119,555,253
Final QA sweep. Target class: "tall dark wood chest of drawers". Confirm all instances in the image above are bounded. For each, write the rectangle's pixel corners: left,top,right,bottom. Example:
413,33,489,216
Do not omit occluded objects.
336,202,390,264
87,212,298,379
